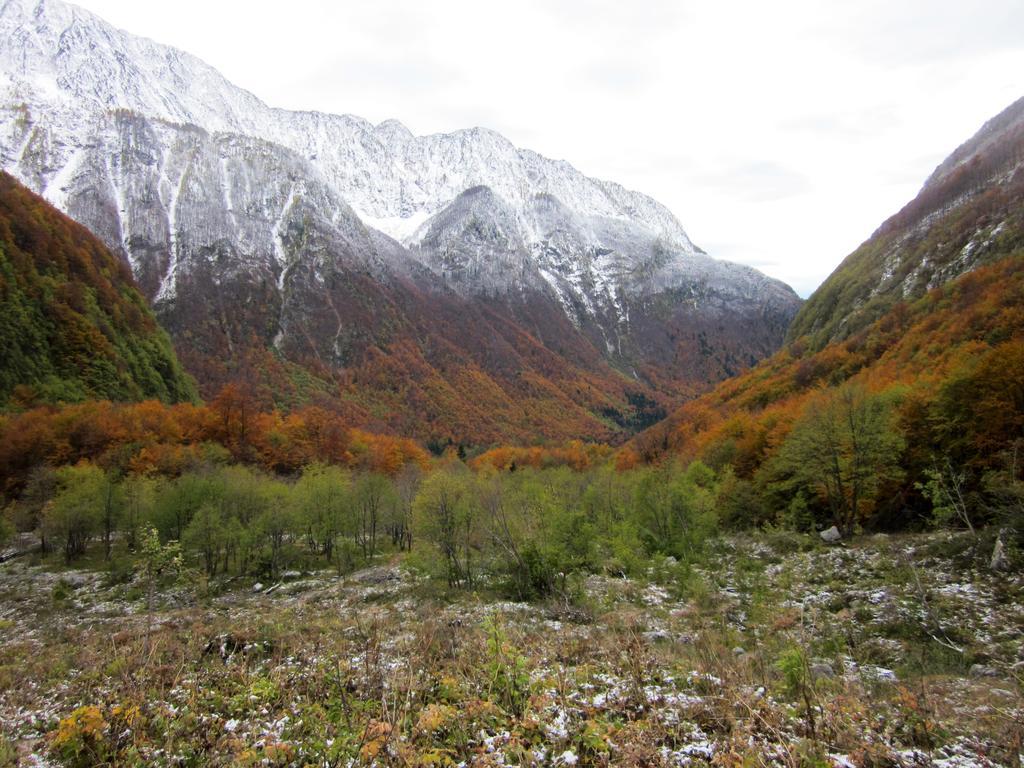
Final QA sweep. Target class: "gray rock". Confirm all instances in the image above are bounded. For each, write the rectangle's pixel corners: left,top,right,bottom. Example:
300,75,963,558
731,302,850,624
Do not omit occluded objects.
819,526,842,543
60,573,89,589
643,628,671,642
990,530,1010,571
866,667,898,683
252,582,264,593
969,664,999,678
354,567,400,584
810,662,835,679
732,646,745,656
280,580,317,595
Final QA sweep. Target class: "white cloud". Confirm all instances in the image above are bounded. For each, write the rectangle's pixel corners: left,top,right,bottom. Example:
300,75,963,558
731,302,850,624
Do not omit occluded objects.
70,0,1024,296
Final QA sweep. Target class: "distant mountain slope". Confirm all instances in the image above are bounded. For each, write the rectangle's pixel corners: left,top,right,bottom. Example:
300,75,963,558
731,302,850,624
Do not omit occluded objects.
788,95,1024,349
0,0,801,445
0,172,196,404
630,97,1024,528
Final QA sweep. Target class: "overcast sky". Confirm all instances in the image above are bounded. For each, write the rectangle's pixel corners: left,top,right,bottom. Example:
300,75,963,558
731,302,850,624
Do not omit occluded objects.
72,0,1024,296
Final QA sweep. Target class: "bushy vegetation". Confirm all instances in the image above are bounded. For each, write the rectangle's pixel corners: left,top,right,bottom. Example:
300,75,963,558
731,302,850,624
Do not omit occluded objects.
3,296,1022,598
0,386,431,499
634,251,1024,537
5,421,1021,628
5,450,735,601
2,525,1021,766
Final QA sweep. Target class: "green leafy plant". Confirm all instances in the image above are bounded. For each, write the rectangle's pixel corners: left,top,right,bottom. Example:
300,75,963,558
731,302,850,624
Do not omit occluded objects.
137,525,182,655
776,646,818,740
917,458,975,534
484,616,530,717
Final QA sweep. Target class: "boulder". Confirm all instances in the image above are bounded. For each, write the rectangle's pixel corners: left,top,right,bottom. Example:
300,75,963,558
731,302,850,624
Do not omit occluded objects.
60,573,89,589
354,566,400,584
810,662,835,679
819,526,842,543
969,664,999,678
990,530,1010,571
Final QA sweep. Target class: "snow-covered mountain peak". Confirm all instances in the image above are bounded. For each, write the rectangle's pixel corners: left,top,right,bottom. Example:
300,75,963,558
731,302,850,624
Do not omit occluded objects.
1,0,259,131
0,0,704,257
374,118,413,144
0,0,803,430
0,0,800,370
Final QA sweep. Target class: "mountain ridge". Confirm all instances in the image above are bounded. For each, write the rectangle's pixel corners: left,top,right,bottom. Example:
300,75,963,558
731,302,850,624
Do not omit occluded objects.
0,0,696,252
0,0,802,444
787,95,1024,349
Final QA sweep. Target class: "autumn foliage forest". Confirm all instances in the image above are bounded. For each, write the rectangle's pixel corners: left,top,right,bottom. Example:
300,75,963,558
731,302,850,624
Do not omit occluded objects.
3,237,1022,589
2,110,1024,593
631,115,1024,544
0,174,196,406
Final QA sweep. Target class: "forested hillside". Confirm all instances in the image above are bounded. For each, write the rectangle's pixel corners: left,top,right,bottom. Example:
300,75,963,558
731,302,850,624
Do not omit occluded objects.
631,98,1024,536
788,95,1024,349
0,173,197,406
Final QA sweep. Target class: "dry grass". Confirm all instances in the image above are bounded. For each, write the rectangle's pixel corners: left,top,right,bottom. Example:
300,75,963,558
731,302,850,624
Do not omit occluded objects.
0,532,1021,766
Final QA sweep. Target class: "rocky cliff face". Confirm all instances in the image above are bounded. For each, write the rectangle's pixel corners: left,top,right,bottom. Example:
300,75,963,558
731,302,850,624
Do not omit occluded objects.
787,96,1024,349
0,0,802,443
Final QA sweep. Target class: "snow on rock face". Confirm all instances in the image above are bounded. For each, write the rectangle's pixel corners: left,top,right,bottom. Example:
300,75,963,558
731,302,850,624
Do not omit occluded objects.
411,185,546,295
0,0,801,384
0,0,267,133
0,0,695,252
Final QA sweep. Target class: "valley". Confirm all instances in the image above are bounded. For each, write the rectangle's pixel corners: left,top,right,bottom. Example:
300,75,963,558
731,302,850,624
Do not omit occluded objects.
0,1,1022,766
0,0,800,445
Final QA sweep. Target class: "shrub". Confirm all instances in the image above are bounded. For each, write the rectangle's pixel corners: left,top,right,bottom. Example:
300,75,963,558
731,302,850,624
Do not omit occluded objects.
50,706,110,767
